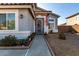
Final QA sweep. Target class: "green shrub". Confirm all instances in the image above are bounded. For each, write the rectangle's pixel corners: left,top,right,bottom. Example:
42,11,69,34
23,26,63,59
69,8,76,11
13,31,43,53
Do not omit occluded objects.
0,35,33,46
16,39,26,46
58,32,66,40
32,32,36,36
1,35,17,46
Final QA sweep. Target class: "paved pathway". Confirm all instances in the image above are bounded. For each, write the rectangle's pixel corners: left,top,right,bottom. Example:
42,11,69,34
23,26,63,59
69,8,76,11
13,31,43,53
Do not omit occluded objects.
25,35,51,56
0,35,51,56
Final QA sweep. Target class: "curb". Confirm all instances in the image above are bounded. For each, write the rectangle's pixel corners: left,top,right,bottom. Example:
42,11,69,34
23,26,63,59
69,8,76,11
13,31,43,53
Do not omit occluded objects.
0,41,33,50
0,46,27,50
25,35,36,56
27,36,35,49
43,35,55,56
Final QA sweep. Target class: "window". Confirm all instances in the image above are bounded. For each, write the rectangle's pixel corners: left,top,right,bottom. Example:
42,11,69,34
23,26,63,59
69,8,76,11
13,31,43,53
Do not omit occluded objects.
49,19,54,21
0,13,15,30
48,19,54,23
0,14,6,30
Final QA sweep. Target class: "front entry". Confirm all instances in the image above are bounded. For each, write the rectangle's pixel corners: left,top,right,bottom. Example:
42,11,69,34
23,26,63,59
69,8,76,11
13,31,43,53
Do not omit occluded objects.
36,18,44,35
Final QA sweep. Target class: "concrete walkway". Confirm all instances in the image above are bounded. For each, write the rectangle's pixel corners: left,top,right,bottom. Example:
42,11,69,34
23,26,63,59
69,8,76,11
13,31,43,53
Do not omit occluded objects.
25,35,51,56
0,35,51,56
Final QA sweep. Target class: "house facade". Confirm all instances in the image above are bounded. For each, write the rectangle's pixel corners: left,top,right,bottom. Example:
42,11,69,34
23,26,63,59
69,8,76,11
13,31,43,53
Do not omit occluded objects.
35,6,59,34
58,13,79,33
0,3,59,39
66,13,79,25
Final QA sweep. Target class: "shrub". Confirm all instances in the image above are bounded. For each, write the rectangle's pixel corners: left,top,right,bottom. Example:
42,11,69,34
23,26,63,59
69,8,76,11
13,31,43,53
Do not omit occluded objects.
0,34,33,46
1,35,17,46
32,32,36,36
58,32,66,40
16,39,26,46
20,39,26,45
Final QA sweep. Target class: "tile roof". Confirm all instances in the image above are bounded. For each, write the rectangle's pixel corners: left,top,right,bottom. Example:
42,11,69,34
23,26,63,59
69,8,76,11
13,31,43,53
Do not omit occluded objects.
0,3,31,5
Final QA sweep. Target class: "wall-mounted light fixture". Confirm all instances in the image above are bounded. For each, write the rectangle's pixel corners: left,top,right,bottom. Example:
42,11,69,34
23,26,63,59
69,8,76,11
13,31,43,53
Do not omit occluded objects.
20,14,23,19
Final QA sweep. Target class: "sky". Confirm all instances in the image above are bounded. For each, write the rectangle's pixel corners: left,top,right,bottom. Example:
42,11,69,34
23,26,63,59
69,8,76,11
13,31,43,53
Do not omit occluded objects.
37,3,79,25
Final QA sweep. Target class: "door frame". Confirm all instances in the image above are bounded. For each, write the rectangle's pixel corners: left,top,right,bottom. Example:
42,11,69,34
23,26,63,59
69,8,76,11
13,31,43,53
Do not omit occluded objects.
35,17,44,35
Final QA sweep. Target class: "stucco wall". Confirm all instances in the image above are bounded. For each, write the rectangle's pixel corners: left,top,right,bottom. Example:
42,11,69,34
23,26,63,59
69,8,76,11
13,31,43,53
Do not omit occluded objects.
0,9,35,39
18,9,35,33
48,14,58,32
76,15,79,25
66,16,77,25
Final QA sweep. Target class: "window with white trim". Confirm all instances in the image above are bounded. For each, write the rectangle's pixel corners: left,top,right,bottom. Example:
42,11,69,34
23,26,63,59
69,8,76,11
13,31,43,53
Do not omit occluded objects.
49,19,54,21
48,18,54,23
0,13,15,30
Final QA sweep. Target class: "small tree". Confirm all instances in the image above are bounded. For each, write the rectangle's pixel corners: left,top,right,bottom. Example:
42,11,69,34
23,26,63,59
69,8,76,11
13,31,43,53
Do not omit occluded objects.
58,32,66,40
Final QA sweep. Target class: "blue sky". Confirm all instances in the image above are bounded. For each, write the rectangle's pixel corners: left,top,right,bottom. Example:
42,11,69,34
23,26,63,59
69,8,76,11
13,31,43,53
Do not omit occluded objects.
37,3,79,25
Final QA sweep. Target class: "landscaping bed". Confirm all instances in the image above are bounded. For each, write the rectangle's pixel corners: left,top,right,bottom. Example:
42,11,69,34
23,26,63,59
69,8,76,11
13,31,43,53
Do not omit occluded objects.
0,33,36,49
44,33,79,56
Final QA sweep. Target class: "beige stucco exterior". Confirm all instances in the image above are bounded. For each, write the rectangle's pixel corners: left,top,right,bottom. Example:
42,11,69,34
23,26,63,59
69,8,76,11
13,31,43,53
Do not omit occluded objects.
67,16,77,25
0,4,35,39
48,14,59,32
35,7,59,33
18,9,35,33
0,3,59,39
66,15,79,25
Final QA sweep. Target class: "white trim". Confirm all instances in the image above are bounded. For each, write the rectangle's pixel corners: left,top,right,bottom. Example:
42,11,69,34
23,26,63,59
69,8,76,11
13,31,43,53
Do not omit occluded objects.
16,10,19,31
48,18,55,24
49,17,55,29
48,17,58,32
0,9,18,32
36,15,45,19
54,18,56,29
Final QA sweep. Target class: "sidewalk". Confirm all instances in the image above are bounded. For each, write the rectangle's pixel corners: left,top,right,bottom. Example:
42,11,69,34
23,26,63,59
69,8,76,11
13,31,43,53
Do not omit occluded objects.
25,35,51,56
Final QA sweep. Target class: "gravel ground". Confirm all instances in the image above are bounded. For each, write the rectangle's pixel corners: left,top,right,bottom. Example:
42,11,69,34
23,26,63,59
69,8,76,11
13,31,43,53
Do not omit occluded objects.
45,33,79,56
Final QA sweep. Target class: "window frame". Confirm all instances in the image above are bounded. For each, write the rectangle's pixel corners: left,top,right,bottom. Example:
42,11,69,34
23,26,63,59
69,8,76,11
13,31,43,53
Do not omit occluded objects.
6,13,15,30
0,12,17,31
48,17,55,23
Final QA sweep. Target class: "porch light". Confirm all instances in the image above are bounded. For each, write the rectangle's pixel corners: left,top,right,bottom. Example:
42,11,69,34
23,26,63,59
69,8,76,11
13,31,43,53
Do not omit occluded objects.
20,14,23,19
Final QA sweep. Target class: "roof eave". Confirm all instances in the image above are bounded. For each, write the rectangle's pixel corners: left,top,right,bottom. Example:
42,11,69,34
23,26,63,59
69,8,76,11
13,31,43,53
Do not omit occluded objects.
66,13,79,19
50,12,60,18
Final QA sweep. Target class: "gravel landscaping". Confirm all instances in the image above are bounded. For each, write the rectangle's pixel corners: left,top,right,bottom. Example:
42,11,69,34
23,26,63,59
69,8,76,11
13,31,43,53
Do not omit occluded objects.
45,33,79,56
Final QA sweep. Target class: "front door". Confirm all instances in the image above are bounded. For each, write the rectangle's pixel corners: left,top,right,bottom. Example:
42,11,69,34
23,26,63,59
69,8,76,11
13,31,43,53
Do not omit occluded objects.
36,18,44,35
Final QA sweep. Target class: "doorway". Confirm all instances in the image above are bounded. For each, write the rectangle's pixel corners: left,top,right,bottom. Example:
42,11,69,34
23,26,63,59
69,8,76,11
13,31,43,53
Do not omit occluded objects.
36,18,44,35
